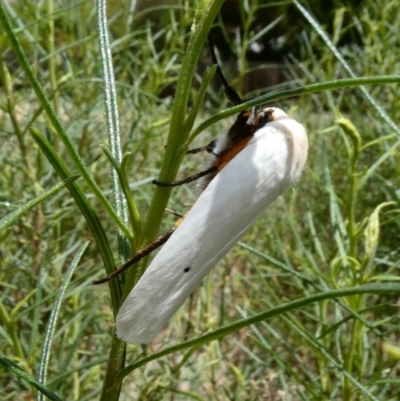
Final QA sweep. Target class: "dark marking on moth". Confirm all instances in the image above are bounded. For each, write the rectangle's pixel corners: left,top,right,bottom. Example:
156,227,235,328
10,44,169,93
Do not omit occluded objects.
183,266,191,273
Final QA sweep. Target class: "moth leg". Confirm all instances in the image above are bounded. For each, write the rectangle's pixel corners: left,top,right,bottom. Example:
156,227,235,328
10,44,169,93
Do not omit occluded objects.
208,35,243,106
166,144,209,154
93,228,176,285
153,165,218,187
187,140,216,155
186,145,209,154
165,208,184,218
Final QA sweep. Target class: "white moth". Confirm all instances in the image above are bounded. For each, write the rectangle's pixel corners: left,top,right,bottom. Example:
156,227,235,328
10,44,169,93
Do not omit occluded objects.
116,107,308,344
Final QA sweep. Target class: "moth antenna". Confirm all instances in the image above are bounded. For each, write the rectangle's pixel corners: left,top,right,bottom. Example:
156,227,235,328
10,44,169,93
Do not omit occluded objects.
93,228,176,285
208,35,243,106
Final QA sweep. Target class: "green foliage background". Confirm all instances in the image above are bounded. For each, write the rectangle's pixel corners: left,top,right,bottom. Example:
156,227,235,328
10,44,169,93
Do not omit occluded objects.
1,0,400,400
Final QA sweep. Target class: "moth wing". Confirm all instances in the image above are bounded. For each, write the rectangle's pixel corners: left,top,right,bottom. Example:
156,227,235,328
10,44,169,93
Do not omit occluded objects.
116,119,308,344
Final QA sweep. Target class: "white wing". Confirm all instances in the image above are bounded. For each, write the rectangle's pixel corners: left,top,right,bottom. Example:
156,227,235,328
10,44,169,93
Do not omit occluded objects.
116,111,308,344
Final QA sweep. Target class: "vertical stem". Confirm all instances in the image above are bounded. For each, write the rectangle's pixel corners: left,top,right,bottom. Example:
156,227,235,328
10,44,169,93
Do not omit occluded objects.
237,0,256,95
336,118,361,262
99,337,126,401
46,0,59,116
95,0,131,397
336,119,362,401
46,0,59,150
344,184,359,399
343,317,362,401
318,300,332,394
0,56,30,170
100,2,225,399
137,0,225,275
347,158,359,260
96,0,130,261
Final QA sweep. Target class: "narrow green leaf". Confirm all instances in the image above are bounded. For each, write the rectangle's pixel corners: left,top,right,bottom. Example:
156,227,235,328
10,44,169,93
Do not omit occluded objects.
293,0,400,136
364,202,395,267
116,283,400,381
0,175,79,231
37,242,89,401
30,128,121,314
101,145,142,246
0,353,63,401
190,75,400,141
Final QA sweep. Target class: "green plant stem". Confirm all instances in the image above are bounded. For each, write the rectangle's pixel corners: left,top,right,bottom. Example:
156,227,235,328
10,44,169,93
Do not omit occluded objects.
343,317,362,401
96,0,130,264
99,336,126,401
348,165,359,261
100,3,225,399
236,0,256,94
128,0,225,289
100,147,143,251
0,56,30,170
319,300,331,394
339,118,362,263
115,283,400,383
99,2,225,400
46,0,59,119
37,243,88,401
0,352,62,401
336,119,364,400
189,75,400,142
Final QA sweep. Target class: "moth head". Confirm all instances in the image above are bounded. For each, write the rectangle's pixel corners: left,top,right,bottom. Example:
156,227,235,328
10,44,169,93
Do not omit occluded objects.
254,107,288,129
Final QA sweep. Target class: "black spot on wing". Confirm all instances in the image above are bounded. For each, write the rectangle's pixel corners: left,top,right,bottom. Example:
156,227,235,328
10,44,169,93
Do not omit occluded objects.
183,266,191,273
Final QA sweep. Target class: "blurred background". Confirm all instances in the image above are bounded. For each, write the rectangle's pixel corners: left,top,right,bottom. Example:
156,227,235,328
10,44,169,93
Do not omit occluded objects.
1,0,399,400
